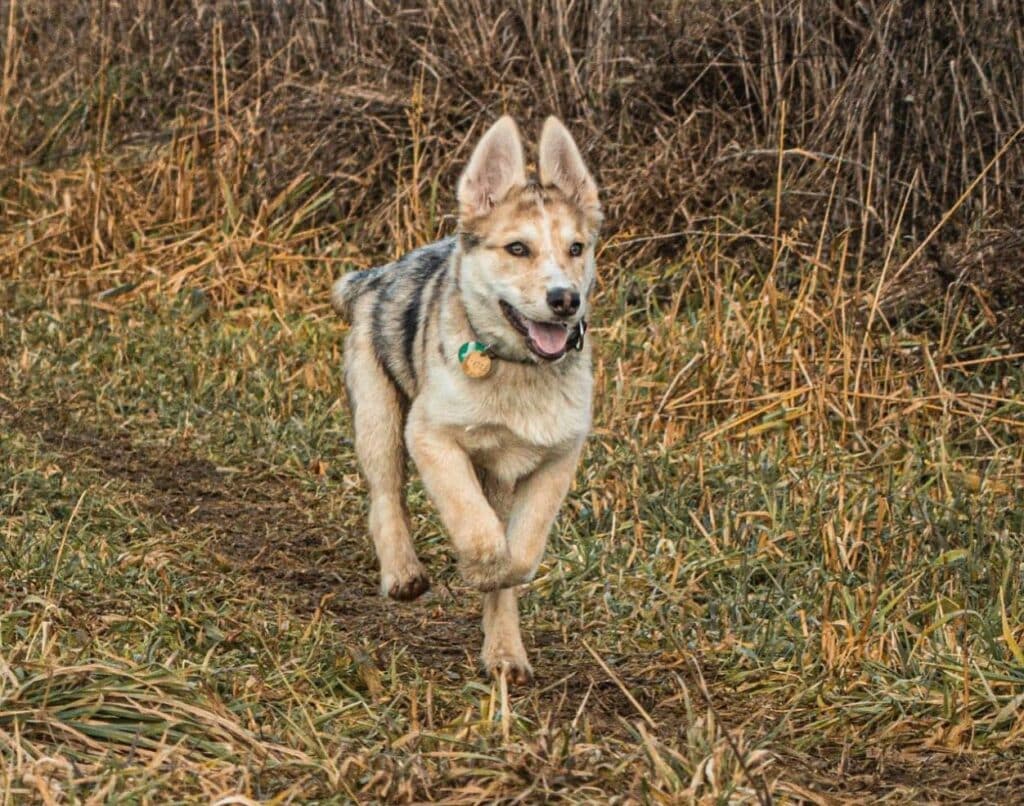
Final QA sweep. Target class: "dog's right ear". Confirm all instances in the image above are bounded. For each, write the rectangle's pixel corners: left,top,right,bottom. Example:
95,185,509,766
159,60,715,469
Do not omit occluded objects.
458,116,526,219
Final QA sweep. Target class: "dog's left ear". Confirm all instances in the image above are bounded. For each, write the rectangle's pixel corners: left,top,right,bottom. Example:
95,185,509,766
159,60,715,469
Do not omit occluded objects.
538,116,600,214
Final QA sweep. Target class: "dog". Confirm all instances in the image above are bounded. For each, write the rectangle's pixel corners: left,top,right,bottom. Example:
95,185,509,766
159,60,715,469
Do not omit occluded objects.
332,116,601,683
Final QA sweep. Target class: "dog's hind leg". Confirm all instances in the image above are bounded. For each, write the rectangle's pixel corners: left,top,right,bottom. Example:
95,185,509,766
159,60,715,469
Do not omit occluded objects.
344,323,429,602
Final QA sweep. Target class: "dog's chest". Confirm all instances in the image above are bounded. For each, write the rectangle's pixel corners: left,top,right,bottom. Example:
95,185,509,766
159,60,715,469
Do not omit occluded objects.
426,362,592,480
459,421,553,481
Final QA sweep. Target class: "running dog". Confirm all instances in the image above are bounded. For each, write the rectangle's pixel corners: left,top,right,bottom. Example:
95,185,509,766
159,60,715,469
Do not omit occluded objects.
332,116,601,683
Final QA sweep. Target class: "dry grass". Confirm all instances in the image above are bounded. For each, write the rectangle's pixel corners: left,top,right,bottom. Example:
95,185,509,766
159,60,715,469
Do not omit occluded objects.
3,1,1024,802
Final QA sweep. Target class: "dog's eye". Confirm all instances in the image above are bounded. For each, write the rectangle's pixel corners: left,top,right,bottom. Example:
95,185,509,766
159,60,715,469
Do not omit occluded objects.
569,242,584,257
505,242,530,257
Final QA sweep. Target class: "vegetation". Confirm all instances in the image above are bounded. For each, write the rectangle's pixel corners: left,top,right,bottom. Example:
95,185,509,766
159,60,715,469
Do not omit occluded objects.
2,1,1023,801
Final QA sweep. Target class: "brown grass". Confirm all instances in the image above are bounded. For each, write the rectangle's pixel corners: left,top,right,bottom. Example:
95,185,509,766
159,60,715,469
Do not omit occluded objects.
3,1,1024,802
4,2,1023,303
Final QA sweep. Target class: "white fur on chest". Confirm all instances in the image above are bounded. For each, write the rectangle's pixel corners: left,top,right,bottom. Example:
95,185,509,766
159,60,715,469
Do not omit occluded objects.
420,358,592,482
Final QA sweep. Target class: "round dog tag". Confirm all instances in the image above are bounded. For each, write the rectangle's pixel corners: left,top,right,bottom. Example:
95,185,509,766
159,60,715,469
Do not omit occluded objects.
458,341,492,378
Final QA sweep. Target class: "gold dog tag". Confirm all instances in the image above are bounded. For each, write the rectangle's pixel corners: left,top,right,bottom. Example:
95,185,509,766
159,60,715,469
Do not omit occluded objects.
458,342,492,378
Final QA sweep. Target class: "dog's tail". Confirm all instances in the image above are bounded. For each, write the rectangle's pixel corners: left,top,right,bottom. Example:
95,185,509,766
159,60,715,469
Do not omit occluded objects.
331,266,385,319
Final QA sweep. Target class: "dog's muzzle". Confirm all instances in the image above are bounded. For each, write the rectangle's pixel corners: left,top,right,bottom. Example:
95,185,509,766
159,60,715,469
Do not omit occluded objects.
499,300,586,361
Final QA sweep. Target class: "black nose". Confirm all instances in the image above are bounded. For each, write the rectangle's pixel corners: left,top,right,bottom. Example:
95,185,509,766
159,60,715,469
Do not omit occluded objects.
546,287,581,317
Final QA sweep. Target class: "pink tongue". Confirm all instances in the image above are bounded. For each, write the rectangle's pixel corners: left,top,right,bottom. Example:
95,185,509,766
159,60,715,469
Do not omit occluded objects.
526,320,569,355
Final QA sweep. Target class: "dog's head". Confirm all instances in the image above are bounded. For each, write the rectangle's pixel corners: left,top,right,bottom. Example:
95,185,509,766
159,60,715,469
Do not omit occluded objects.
456,116,602,363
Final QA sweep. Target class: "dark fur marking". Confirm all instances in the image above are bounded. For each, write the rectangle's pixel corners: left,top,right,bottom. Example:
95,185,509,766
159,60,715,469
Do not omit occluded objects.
424,263,447,324
403,243,452,384
376,351,409,409
419,263,447,366
358,239,454,396
401,283,424,387
371,292,408,398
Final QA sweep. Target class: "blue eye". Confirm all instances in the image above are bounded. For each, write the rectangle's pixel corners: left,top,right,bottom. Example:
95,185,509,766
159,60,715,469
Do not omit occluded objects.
569,242,584,257
505,242,530,257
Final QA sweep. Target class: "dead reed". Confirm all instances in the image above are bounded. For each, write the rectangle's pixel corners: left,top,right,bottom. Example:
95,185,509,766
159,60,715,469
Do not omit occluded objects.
2,1,1023,801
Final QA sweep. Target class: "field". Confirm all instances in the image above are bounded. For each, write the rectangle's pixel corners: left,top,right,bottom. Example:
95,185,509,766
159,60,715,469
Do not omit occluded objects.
3,1,1024,802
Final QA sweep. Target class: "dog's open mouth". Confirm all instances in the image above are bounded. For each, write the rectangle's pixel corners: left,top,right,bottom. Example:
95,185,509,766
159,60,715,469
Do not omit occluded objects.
499,300,570,360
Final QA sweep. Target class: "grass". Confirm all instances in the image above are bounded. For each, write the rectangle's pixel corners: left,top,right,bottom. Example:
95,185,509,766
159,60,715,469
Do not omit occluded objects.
3,230,1024,800
3,1,1024,801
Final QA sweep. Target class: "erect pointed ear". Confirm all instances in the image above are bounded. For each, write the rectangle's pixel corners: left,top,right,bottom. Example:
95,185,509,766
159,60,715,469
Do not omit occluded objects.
538,116,600,212
457,116,526,219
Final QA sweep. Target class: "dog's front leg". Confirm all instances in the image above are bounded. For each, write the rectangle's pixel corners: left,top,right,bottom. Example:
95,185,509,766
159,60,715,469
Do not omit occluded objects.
406,416,510,591
478,445,582,684
481,587,531,684
503,442,584,586
478,474,532,682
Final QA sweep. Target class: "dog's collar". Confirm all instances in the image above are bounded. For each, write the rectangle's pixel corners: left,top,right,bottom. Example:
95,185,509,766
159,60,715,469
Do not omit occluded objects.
567,318,587,351
457,319,587,377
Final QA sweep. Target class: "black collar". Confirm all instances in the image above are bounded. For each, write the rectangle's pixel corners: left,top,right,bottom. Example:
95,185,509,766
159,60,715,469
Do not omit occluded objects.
566,319,587,352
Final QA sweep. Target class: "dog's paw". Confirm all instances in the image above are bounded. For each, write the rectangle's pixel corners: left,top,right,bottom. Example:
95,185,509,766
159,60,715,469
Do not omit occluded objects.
458,544,511,591
387,572,430,601
482,652,533,686
380,562,431,602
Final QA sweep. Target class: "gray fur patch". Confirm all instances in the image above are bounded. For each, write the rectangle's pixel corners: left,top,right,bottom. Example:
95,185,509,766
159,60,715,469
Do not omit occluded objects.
352,238,456,398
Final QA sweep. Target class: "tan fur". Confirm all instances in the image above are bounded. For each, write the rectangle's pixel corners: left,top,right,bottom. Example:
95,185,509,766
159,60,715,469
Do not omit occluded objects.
333,116,601,683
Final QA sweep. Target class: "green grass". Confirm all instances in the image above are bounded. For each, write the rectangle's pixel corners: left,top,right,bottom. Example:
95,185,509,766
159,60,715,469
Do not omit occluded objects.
3,258,1023,801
